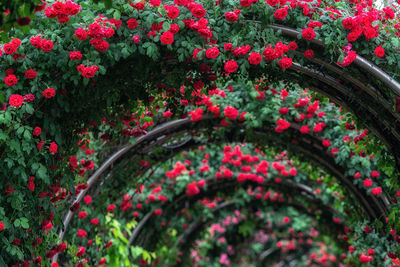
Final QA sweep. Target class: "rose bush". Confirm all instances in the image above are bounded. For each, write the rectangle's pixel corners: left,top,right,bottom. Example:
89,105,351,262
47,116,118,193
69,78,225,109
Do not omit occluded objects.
0,0,400,266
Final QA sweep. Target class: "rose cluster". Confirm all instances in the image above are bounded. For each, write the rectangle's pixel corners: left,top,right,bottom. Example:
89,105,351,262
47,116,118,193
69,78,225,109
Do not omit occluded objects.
44,0,81,24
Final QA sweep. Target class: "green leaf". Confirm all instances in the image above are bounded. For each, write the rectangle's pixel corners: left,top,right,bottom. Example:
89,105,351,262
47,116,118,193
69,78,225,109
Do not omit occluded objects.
162,22,170,31
104,0,113,8
25,104,34,114
37,164,48,182
371,20,379,27
20,217,29,229
23,130,31,140
83,78,89,86
16,126,24,136
113,10,121,20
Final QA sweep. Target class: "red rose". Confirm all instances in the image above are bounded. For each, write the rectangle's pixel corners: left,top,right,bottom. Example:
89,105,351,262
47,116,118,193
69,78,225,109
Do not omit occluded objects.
0,222,4,231
302,27,316,40
206,47,219,59
90,218,100,225
49,142,58,154
279,107,289,115
275,119,290,132
338,51,357,67
267,0,279,6
371,187,382,195
30,36,42,48
3,43,17,55
5,69,14,76
58,14,70,24
165,5,180,19
88,22,101,37
35,1,47,12
5,75,18,86
359,253,373,263
52,1,64,12
76,229,87,237
224,43,233,51
16,16,31,26
94,40,109,51
78,211,87,218
104,27,115,38
248,52,261,65
81,66,98,78
374,46,385,58
190,108,203,121
107,203,116,212
191,5,206,18
28,177,35,191
41,39,54,52
224,60,238,73
370,171,380,178
9,94,24,107
84,195,92,204
304,49,314,59
225,12,238,22
64,1,80,15
288,42,297,50
224,106,239,120
169,24,179,34
76,246,86,257
322,139,331,147
42,88,56,98
186,182,200,196
274,42,288,57
175,0,188,5
262,46,276,61
69,51,82,60
154,209,163,216
363,178,373,188
132,35,140,43
347,30,361,42
300,125,309,134
77,64,85,73
308,21,322,28
342,17,355,29
313,122,325,132
232,45,251,56
45,6,57,18
11,38,21,47
363,27,376,40
25,69,37,79
33,127,42,136
56,242,67,253
279,57,292,69
160,31,174,45
149,0,161,6
75,28,87,40
37,140,44,150
163,110,173,117
127,18,138,29
274,8,288,20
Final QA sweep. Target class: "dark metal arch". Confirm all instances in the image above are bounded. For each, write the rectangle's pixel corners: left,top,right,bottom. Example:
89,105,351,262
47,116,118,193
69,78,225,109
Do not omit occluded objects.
174,201,340,267
267,24,400,95
92,119,387,222
234,23,400,168
128,178,345,249
53,116,390,262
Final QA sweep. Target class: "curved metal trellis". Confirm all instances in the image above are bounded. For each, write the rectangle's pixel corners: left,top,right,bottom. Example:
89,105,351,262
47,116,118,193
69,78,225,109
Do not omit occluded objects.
53,115,390,262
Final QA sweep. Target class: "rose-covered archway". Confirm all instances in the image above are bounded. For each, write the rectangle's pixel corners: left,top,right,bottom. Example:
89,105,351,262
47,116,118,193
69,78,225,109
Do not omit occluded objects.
1,0,400,266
